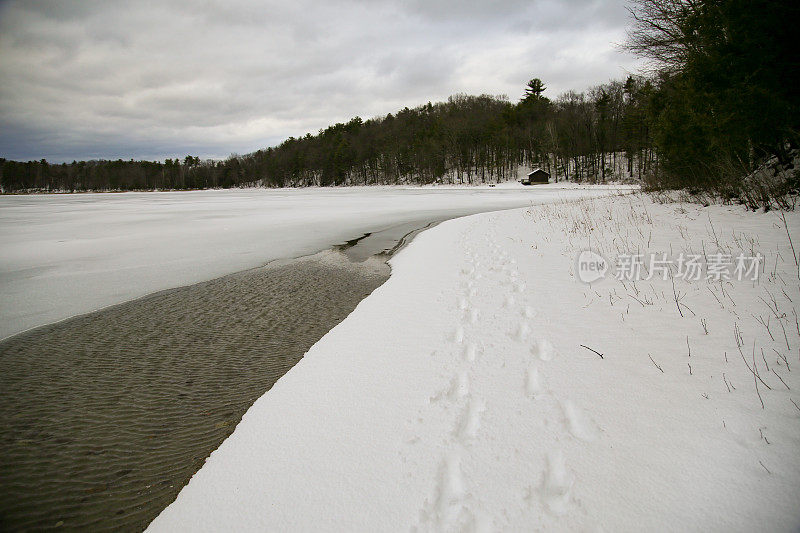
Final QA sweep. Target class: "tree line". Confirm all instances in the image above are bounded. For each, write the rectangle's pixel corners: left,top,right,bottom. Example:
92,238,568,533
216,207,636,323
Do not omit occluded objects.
2,0,795,207
0,78,653,192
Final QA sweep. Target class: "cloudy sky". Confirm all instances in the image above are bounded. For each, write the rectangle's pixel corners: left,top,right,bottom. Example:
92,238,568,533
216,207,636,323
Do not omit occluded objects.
0,0,642,162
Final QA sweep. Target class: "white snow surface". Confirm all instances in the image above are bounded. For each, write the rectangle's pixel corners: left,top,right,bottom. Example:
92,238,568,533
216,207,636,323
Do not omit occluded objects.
150,193,800,532
0,184,619,339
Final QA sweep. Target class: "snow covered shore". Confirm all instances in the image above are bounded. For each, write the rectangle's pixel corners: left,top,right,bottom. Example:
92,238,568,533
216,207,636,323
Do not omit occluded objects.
149,193,800,532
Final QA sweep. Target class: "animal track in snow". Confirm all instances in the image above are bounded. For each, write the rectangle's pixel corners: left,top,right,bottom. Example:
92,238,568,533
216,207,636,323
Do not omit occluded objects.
417,440,488,532
463,343,478,362
514,322,531,342
454,371,470,399
431,372,470,403
421,452,466,530
525,364,542,398
560,400,599,442
539,450,574,515
455,397,486,441
530,338,556,361
452,326,464,344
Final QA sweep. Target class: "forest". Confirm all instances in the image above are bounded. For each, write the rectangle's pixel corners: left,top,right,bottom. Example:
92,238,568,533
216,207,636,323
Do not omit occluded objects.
1,0,796,207
0,78,654,191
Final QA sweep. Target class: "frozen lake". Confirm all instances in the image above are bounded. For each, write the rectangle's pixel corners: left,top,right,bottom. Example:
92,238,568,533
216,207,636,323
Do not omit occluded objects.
0,184,619,339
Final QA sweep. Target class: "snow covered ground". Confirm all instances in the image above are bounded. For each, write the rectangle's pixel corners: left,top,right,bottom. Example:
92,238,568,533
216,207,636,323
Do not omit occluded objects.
0,184,619,339
149,192,800,532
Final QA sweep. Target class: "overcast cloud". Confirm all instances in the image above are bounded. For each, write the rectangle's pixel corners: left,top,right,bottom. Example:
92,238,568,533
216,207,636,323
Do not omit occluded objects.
0,0,642,162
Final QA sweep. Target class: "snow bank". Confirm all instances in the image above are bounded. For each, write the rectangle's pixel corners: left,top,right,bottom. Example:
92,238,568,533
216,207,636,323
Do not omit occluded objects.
149,193,800,531
0,185,620,339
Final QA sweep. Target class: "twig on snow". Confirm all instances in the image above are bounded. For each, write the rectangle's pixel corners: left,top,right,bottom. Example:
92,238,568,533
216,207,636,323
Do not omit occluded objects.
580,344,604,359
753,348,765,409
771,369,790,390
790,398,800,413
738,343,772,390
773,348,789,371
671,273,683,317
779,211,798,272
648,354,664,373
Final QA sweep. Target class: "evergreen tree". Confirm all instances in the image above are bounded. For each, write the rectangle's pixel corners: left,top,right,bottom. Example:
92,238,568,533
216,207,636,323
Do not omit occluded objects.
522,78,546,102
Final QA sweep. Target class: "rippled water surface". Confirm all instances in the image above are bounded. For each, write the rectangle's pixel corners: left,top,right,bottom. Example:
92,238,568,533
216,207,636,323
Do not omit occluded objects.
0,251,388,531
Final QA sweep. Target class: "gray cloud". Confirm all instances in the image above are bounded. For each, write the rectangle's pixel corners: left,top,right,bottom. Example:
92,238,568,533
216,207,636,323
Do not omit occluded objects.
0,0,642,162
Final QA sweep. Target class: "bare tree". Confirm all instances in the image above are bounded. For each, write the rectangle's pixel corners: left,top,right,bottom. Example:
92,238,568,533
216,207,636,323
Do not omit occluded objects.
624,0,699,71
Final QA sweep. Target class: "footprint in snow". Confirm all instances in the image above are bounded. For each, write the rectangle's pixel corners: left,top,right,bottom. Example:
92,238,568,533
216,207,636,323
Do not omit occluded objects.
525,364,542,398
455,397,486,441
421,452,465,530
431,372,470,403
514,322,531,342
452,326,464,344
454,371,470,399
530,338,556,361
539,450,574,515
560,399,600,442
463,342,478,362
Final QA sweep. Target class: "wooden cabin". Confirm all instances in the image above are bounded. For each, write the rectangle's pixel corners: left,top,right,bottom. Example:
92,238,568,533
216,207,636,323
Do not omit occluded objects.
519,168,550,185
